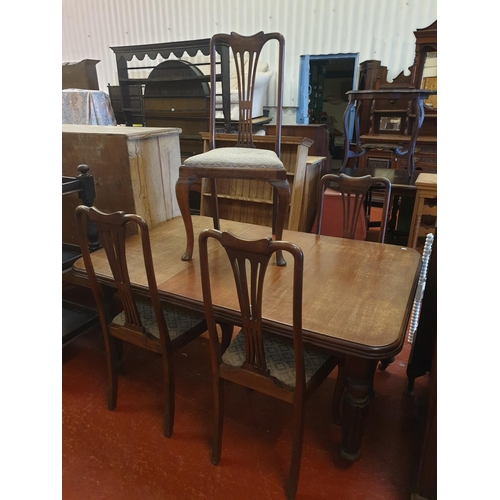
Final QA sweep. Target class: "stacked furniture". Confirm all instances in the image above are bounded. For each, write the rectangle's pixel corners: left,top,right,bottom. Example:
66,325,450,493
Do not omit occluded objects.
353,21,437,174
109,38,231,159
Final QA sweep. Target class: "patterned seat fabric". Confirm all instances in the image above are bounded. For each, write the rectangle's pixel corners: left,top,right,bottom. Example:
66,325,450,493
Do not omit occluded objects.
222,330,332,387
112,297,204,340
183,147,284,169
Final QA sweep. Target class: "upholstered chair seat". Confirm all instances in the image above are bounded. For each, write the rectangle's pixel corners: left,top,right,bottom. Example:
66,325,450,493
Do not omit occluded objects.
183,147,285,170
222,330,332,388
112,297,205,341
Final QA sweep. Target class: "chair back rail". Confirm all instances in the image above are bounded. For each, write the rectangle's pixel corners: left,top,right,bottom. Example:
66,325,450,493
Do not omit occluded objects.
208,32,284,156
316,173,391,243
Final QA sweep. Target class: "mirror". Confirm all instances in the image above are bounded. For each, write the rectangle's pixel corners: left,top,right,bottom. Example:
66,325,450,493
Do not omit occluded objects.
421,51,437,109
379,116,402,132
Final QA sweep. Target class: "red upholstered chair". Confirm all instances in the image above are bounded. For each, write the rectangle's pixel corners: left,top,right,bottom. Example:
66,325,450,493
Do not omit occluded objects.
199,229,339,500
175,31,290,267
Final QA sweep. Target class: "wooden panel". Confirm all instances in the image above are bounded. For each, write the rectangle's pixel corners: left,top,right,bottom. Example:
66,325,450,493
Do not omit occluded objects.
298,156,324,232
62,125,182,245
264,124,332,173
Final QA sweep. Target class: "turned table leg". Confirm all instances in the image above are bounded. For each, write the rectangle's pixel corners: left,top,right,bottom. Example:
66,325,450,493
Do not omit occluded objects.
340,356,378,461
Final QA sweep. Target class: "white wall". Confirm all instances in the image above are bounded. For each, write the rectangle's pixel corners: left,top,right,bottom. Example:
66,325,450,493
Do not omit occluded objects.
62,0,437,116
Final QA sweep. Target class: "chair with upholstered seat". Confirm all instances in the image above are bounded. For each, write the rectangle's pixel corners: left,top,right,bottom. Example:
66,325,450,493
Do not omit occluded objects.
199,229,339,500
314,173,391,243
176,31,290,266
75,205,211,438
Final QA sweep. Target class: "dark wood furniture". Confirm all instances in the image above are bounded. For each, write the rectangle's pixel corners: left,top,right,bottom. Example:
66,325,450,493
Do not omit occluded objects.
356,21,437,174
340,89,436,177
62,165,100,347
74,206,211,438
338,165,436,245
176,32,290,266
315,173,391,242
199,230,339,500
314,173,392,418
72,215,421,461
110,38,230,159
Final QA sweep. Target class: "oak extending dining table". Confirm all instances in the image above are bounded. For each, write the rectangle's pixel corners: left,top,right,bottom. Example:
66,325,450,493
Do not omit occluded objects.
72,215,421,461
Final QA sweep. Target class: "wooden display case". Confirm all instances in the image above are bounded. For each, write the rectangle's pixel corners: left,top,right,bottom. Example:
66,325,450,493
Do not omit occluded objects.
198,133,324,232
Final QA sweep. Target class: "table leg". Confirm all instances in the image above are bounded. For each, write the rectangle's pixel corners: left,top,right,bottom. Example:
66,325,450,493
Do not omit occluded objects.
340,356,378,461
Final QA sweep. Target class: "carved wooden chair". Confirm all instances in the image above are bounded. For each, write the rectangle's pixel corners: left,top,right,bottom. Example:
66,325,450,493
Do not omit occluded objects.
199,229,339,500
176,31,290,266
75,206,209,438
314,173,392,424
315,173,391,243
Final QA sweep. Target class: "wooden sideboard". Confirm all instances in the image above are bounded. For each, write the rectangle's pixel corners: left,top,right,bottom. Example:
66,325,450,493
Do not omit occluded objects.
198,133,324,232
62,125,182,246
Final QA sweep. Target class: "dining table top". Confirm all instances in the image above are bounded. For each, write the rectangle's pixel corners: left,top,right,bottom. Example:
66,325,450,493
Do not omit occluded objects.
72,215,421,360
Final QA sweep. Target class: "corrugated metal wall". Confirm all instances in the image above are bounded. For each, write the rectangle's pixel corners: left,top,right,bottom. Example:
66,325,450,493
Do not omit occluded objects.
62,0,437,111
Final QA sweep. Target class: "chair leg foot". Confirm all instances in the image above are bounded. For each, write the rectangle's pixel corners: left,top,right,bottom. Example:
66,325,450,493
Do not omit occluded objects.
269,178,290,267
276,251,286,267
378,356,395,371
176,175,198,262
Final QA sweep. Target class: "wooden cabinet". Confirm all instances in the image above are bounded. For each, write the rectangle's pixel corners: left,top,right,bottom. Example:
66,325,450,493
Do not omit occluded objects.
408,173,437,251
62,125,182,246
198,133,324,232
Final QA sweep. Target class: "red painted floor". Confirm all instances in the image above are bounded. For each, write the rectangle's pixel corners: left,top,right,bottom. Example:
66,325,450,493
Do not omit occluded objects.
62,311,430,500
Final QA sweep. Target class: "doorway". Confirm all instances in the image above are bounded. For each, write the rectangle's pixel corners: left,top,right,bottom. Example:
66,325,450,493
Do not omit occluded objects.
296,54,358,165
